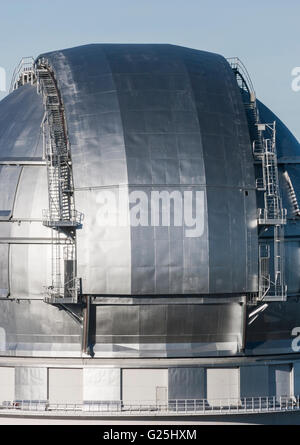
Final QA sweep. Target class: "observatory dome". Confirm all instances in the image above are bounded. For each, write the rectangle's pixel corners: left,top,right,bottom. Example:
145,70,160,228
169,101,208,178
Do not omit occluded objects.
0,44,300,416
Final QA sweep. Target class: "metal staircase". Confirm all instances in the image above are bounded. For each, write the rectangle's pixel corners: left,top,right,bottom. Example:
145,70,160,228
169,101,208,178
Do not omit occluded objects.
283,170,300,218
254,123,287,225
36,58,83,304
253,123,287,302
227,58,287,303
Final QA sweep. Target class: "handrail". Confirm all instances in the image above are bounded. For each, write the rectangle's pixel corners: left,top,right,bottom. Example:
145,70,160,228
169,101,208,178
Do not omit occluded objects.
9,57,35,93
1,396,299,417
226,57,255,95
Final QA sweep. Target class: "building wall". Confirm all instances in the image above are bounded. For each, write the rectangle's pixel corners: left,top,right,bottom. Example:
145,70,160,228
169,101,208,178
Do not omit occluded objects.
48,369,83,404
122,369,168,404
15,367,47,401
0,367,14,403
206,368,240,404
0,359,298,406
83,368,121,402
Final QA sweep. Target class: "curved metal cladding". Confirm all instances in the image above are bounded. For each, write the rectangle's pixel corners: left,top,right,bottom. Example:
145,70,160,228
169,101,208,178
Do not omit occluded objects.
0,85,82,356
42,44,258,297
0,85,48,299
246,101,300,356
0,43,280,358
31,44,257,357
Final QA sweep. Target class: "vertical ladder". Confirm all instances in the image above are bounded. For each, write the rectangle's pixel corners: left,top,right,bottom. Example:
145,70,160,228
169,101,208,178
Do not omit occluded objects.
36,58,83,304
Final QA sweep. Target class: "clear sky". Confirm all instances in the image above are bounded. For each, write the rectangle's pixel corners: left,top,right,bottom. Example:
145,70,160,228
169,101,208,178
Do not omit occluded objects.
0,0,299,140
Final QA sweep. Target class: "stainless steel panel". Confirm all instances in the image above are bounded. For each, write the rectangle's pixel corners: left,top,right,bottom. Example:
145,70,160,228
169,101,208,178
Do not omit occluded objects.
0,84,44,159
92,303,244,357
168,367,205,400
83,368,120,401
0,166,21,212
0,327,5,351
15,367,47,400
240,365,269,397
269,364,292,397
0,244,9,296
75,188,131,295
206,368,240,403
122,368,168,404
12,166,48,221
285,241,300,294
40,44,258,295
48,368,83,403
0,86,47,302
0,367,15,403
0,300,81,356
10,244,52,299
293,363,300,396
8,164,51,299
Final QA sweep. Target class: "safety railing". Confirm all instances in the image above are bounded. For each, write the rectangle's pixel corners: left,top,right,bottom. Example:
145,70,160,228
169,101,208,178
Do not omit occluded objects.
43,277,81,304
258,208,287,225
9,57,35,93
1,396,299,417
42,209,84,228
227,57,255,94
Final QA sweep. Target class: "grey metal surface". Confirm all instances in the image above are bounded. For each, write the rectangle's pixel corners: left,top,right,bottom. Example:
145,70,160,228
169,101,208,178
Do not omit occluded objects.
268,364,292,397
0,244,9,296
0,85,43,159
245,100,300,355
0,43,299,359
83,368,121,401
240,365,269,398
15,367,47,400
294,363,300,395
168,367,205,400
0,300,81,356
0,85,48,299
91,302,244,357
0,367,14,403
41,44,258,296
48,368,83,403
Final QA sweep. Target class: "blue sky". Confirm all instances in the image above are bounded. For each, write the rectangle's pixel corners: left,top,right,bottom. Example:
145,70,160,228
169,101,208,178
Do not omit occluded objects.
0,0,299,139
